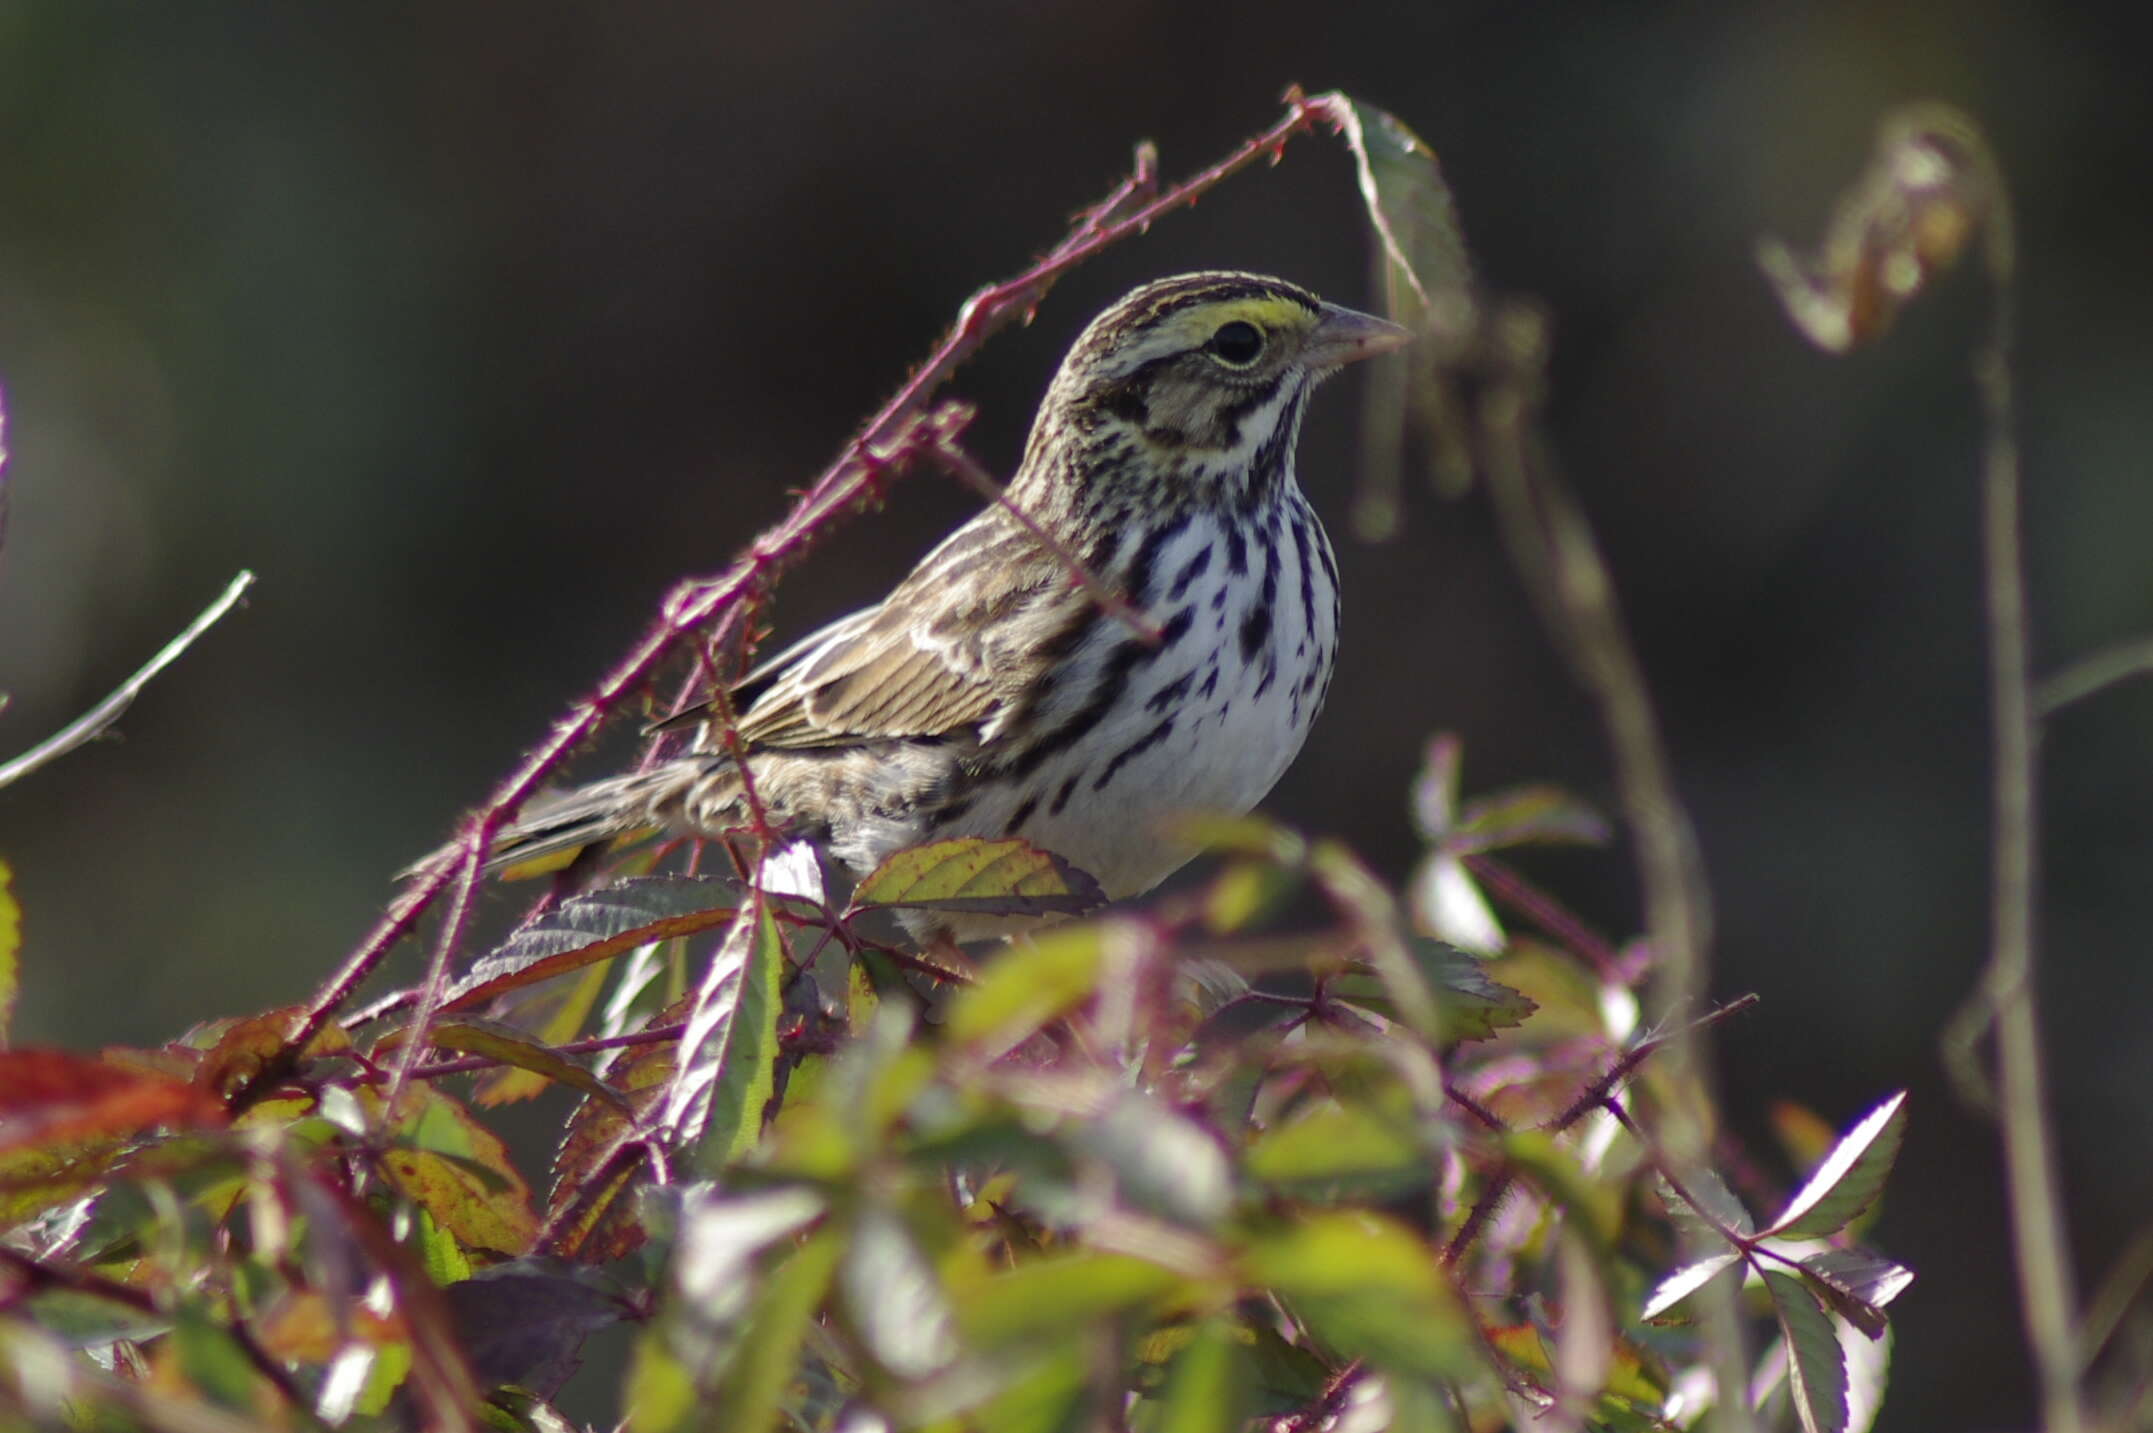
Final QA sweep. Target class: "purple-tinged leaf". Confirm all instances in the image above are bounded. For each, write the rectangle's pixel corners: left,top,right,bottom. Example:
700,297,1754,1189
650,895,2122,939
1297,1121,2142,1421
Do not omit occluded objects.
443,1261,632,1395
1800,1248,1915,1338
1663,1168,1755,1242
1641,1251,1745,1321
447,876,750,1011
848,836,1104,918
1764,1091,1907,1238
1764,1270,1849,1433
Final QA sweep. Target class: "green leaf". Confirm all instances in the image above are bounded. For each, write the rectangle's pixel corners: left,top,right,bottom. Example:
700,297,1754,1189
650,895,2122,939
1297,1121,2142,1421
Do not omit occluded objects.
1332,939,1536,1043
1456,784,1611,849
1240,1211,1471,1379
379,1016,629,1112
0,858,19,1043
709,1230,842,1433
1243,1094,1432,1201
446,876,753,1011
849,836,1105,918
1765,1270,1849,1433
380,1088,538,1256
1764,1091,1907,1238
662,904,783,1174
943,925,1105,1052
1331,96,1473,313
957,1251,1180,1349
170,1306,262,1411
978,1343,1092,1433
1146,1318,1252,1433
479,960,613,1106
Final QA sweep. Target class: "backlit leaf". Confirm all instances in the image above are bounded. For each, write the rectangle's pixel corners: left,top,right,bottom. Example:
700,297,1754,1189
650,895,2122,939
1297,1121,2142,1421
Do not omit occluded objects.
447,876,752,1011
1765,1092,1907,1239
661,904,783,1173
849,836,1105,918
1765,1269,1849,1433
379,1088,537,1257
0,1049,225,1154
377,1017,629,1112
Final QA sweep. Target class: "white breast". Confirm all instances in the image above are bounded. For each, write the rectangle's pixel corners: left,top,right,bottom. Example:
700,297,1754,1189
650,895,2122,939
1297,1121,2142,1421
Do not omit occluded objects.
968,494,1339,898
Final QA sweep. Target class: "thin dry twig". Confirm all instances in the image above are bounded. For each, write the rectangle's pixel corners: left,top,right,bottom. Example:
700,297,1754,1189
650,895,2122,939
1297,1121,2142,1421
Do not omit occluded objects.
1763,104,2087,1433
0,570,256,791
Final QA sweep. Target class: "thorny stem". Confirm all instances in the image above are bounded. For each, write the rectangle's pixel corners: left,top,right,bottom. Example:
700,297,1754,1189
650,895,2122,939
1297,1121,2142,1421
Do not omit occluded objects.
922,408,1163,644
1461,852,1621,980
243,89,1350,1111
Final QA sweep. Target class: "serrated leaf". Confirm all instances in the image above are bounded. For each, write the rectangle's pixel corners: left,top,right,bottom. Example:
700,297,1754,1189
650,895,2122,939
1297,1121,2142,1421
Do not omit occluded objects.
380,1087,537,1256
447,876,752,1011
661,904,783,1173
1765,1269,1849,1433
1640,1251,1744,1321
547,999,683,1263
848,836,1105,918
1333,939,1536,1043
1800,1248,1914,1338
1663,1166,1755,1242
1240,1211,1470,1379
479,961,612,1106
1765,1091,1907,1238
445,1261,631,1397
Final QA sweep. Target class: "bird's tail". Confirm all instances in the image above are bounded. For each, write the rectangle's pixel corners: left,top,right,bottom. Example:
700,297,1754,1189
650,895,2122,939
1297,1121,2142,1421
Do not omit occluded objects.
401,760,716,882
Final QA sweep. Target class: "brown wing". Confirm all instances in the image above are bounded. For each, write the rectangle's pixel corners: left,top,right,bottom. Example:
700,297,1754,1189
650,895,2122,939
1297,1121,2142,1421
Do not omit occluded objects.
732,514,1091,751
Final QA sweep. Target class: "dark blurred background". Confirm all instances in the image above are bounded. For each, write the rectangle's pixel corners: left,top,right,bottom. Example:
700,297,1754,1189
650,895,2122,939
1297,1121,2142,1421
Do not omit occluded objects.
4,4,2149,1427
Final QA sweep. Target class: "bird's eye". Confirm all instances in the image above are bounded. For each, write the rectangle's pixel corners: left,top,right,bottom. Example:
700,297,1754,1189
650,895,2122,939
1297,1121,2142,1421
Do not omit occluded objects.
1206,320,1265,367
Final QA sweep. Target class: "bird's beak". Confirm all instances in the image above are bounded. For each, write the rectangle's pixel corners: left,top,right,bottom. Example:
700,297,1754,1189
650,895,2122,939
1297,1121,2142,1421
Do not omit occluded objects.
1306,302,1414,369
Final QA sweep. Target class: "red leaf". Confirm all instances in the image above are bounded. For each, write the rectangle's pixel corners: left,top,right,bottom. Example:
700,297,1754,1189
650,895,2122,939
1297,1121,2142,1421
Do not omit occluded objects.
0,1049,227,1153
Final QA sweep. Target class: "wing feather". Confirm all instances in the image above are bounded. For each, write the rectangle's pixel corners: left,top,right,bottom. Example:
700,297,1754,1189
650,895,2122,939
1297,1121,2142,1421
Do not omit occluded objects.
727,514,1093,751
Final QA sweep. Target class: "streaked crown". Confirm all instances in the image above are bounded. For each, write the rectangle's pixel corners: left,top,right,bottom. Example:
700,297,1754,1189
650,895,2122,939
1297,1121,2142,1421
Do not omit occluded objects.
1012,272,1408,519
